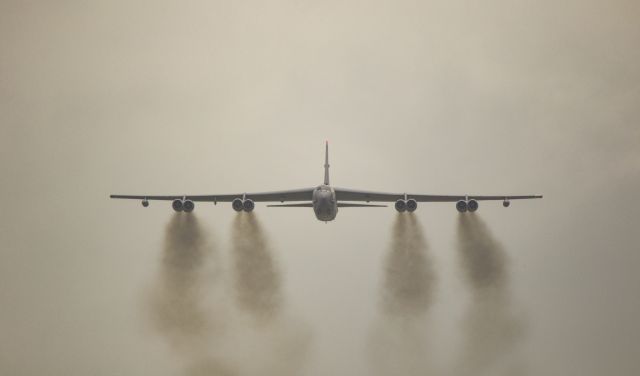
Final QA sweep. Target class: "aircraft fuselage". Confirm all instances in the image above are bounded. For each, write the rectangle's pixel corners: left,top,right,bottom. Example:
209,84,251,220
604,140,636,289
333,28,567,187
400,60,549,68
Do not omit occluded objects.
312,185,337,222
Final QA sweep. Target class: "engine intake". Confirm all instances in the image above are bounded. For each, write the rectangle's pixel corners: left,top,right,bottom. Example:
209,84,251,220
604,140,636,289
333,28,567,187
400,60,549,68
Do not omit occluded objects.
467,199,478,212
232,198,244,212
406,199,418,212
183,199,195,213
395,199,407,212
172,199,184,212
456,200,468,213
141,199,149,207
503,200,511,207
243,199,255,212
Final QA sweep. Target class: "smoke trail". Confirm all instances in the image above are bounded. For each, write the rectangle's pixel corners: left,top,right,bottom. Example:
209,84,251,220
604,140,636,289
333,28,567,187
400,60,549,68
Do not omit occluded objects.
147,213,233,372
229,212,311,376
457,213,507,290
369,213,438,376
184,358,237,376
381,213,435,318
230,212,283,322
455,213,526,376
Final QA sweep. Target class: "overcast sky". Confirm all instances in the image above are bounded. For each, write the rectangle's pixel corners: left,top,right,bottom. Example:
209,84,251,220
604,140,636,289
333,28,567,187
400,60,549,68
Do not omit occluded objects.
1,1,639,375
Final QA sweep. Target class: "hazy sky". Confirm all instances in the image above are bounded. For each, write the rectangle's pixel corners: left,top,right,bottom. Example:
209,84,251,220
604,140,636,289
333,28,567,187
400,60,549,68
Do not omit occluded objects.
1,1,639,375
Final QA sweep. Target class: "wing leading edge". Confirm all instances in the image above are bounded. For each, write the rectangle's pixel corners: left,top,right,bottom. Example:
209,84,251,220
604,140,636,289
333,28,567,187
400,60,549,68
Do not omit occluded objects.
110,187,315,203
334,187,542,203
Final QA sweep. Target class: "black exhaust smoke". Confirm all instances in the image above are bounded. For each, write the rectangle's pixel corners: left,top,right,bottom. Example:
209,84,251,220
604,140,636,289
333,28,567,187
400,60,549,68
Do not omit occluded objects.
381,213,435,317
147,213,232,372
455,213,526,376
369,213,438,376
230,212,283,322
230,212,311,376
148,213,215,348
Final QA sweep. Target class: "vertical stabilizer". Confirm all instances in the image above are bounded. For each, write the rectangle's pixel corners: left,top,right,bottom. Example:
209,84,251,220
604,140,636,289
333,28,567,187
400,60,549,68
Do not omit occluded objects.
324,141,330,185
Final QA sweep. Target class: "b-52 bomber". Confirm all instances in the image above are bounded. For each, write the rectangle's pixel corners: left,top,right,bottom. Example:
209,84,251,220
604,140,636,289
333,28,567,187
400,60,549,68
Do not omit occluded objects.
111,142,542,222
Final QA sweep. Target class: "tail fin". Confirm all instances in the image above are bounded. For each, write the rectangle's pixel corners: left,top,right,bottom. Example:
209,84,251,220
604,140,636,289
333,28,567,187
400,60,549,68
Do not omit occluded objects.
324,141,330,185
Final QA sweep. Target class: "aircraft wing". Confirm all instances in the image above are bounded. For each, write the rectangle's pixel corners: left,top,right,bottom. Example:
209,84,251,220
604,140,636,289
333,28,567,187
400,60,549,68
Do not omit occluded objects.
110,187,314,203
334,188,542,203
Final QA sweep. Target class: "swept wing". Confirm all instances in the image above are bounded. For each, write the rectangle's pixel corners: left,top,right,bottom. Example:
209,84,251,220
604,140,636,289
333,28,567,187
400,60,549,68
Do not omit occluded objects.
334,188,542,203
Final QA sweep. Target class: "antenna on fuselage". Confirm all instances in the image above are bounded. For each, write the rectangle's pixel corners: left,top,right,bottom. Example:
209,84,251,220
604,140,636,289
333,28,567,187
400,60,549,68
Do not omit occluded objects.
324,141,330,185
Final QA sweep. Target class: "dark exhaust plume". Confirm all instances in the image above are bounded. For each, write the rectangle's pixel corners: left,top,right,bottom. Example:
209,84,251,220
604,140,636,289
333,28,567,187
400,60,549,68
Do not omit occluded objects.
381,213,435,317
229,212,311,376
369,213,438,376
147,213,233,372
456,213,507,290
147,212,309,376
230,212,283,322
185,358,238,376
455,213,526,376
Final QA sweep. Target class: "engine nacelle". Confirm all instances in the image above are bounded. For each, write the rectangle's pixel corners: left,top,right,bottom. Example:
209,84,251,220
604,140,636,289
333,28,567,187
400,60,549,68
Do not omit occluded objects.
183,199,195,213
503,200,511,207
141,199,149,207
395,199,407,212
243,199,255,212
406,199,418,212
232,198,244,212
456,200,468,213
172,199,184,212
467,199,478,212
